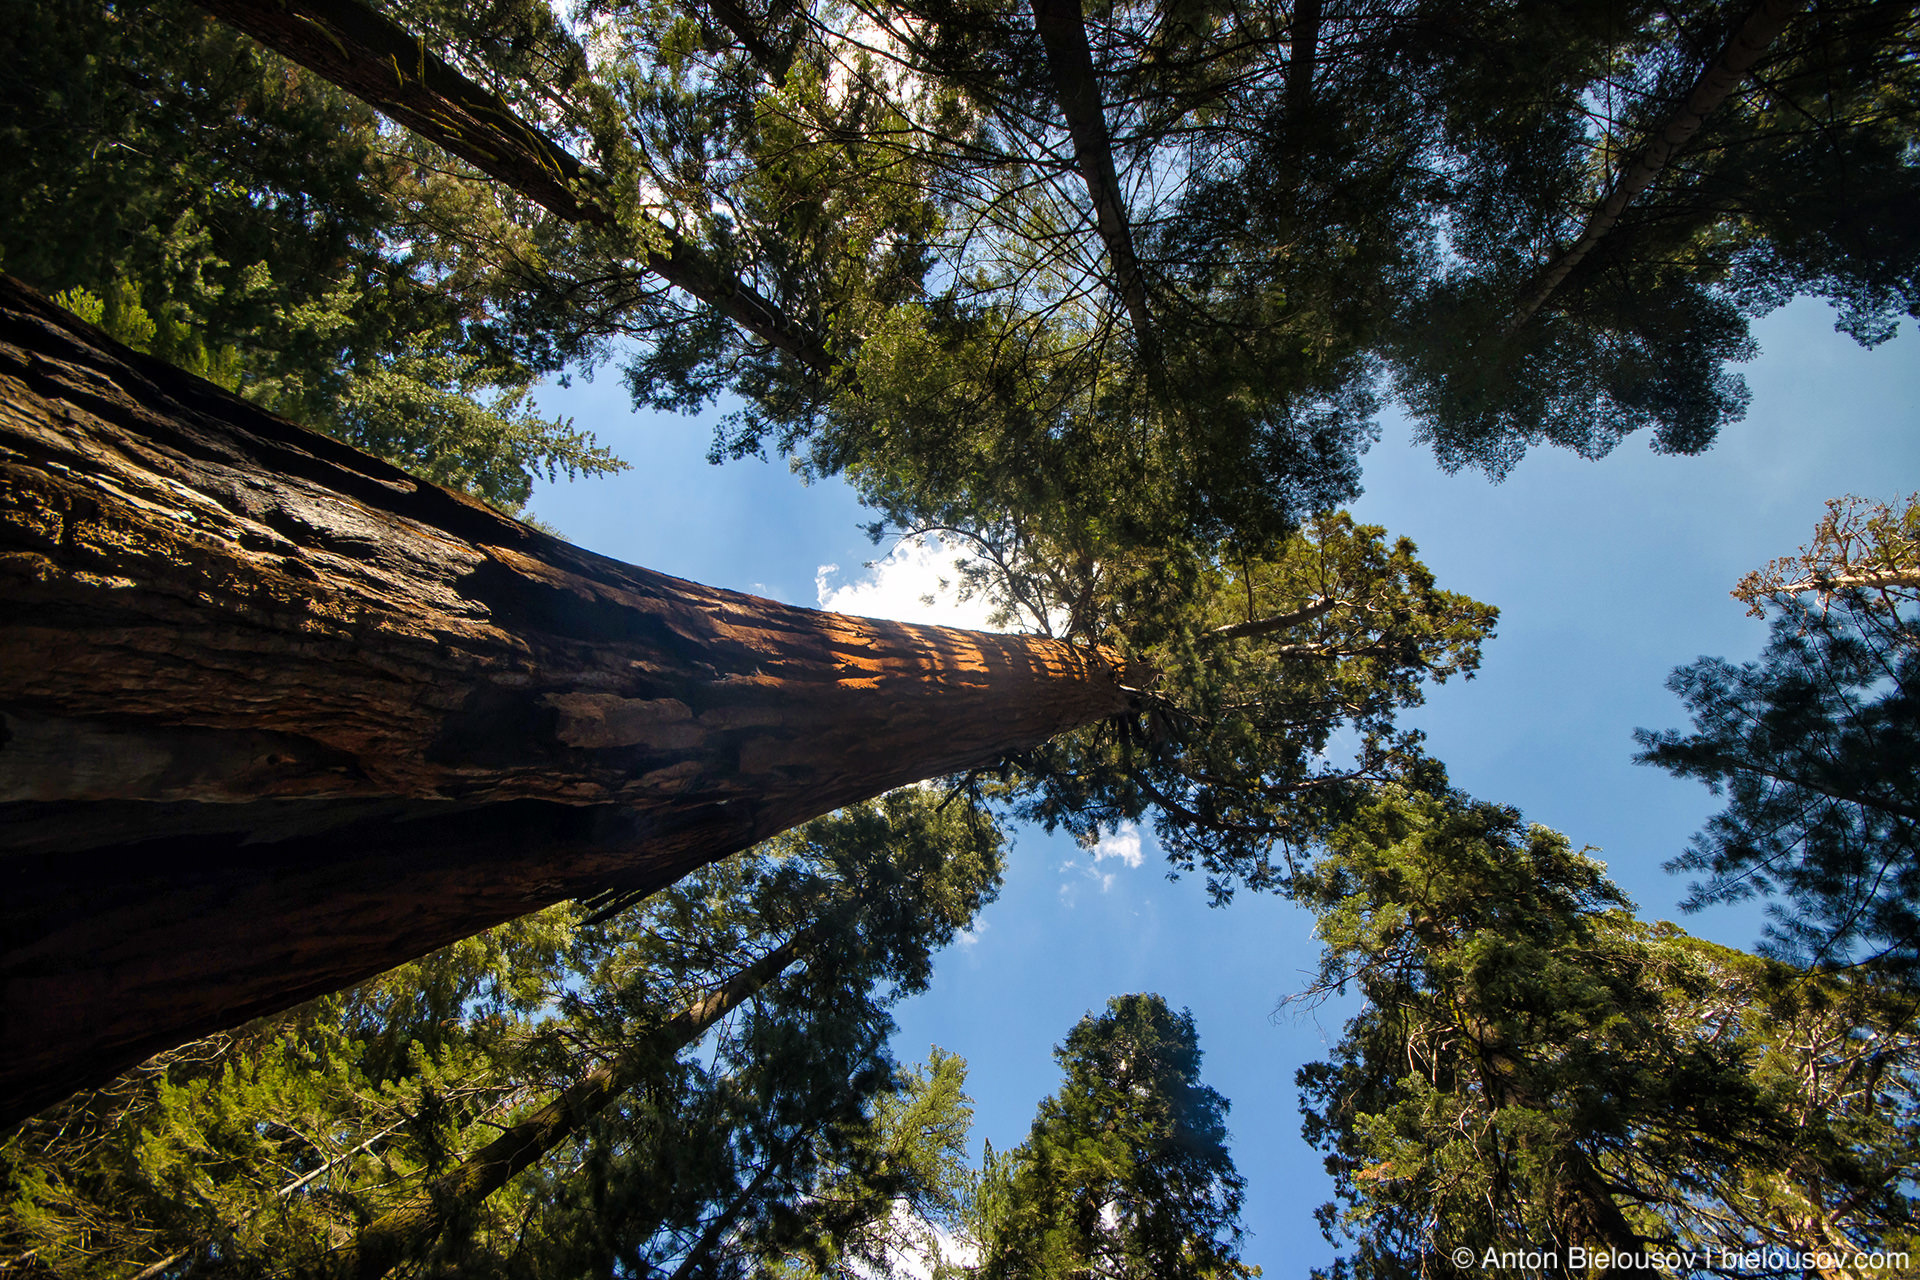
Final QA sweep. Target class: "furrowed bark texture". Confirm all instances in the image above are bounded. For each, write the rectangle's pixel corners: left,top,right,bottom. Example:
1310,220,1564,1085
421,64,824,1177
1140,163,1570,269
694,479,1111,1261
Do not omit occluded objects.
190,0,834,374
0,275,1134,1127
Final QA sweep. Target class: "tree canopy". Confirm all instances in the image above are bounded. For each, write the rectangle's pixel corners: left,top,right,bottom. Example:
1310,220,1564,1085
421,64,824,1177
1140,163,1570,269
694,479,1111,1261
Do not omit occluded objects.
1295,784,1920,1276
4,0,1920,1271
1638,494,1920,979
113,0,1915,549
972,993,1256,1280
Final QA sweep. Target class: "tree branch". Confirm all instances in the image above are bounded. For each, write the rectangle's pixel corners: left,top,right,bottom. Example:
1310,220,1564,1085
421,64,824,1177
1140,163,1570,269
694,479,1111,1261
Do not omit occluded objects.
1201,596,1340,644
1506,0,1807,335
1028,0,1157,356
333,929,819,1279
704,0,796,83
191,0,834,374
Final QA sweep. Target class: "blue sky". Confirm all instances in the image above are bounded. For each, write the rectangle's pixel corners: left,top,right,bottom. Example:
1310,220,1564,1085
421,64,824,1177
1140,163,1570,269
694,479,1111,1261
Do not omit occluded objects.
529,298,1920,1273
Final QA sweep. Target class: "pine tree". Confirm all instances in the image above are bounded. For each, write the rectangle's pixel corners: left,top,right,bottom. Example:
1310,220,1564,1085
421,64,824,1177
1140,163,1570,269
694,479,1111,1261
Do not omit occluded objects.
0,789,1003,1279
0,0,625,513
1294,784,1920,1277
972,994,1257,1280
1638,494,1920,978
181,0,1920,521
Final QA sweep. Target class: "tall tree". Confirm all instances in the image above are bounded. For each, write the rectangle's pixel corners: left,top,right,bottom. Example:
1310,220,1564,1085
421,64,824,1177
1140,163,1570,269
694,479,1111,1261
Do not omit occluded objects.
0,0,626,514
342,790,1001,1280
0,275,1131,1127
158,0,1920,522
2,255,1496,1123
1294,784,1920,1276
1637,494,1920,979
971,993,1255,1280
0,789,1003,1279
1393,0,1920,475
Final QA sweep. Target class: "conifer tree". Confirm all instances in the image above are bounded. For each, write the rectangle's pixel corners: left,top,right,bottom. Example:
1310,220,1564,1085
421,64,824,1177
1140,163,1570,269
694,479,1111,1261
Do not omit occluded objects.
0,272,1484,1120
182,0,1920,516
972,994,1256,1280
1638,495,1920,978
0,789,1002,1279
1295,784,1920,1276
0,0,625,513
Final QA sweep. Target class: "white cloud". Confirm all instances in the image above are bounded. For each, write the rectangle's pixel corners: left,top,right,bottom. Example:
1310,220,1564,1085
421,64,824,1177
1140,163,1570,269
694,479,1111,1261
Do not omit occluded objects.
956,919,989,951
1091,822,1144,868
884,1217,980,1280
1057,823,1146,905
816,535,1001,630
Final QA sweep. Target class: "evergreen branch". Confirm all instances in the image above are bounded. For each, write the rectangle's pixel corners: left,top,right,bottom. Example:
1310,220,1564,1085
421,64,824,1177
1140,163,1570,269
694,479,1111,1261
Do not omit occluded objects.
1028,0,1159,360
191,0,835,374
1505,0,1807,335
325,927,821,1279
663,1126,814,1280
1200,596,1340,644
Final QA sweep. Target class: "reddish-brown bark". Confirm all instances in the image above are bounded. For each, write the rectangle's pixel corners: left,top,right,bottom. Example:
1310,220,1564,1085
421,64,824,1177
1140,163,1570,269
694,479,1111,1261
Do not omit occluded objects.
0,275,1137,1127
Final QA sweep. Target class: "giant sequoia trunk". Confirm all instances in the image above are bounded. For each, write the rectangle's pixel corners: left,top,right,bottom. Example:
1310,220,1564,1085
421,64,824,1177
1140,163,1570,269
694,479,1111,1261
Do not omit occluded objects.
0,276,1135,1127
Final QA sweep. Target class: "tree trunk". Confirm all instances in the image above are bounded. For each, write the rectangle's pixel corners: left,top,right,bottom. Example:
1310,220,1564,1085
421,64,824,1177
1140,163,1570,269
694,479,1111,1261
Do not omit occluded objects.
1286,0,1321,123
335,929,816,1279
1505,0,1806,334
1028,0,1157,355
0,275,1137,1128
704,0,797,83
189,0,835,375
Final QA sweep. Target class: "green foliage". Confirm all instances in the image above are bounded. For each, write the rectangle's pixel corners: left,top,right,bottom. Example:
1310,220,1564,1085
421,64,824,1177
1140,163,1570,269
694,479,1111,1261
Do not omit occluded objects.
457,0,1920,528
1637,496,1920,979
332,338,623,511
769,1049,978,1279
1390,0,1920,476
1295,785,1920,1276
0,791,1004,1278
1003,512,1496,902
23,0,1915,531
0,907,576,1277
0,0,625,513
972,994,1256,1280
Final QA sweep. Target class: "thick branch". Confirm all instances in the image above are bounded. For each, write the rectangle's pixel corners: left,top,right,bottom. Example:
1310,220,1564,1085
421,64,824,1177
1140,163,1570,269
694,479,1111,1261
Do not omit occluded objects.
336,930,814,1279
1028,0,1157,353
1506,0,1806,334
1286,0,1322,121
0,276,1137,1126
705,0,796,83
190,0,834,374
1201,596,1339,644
1756,570,1920,606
